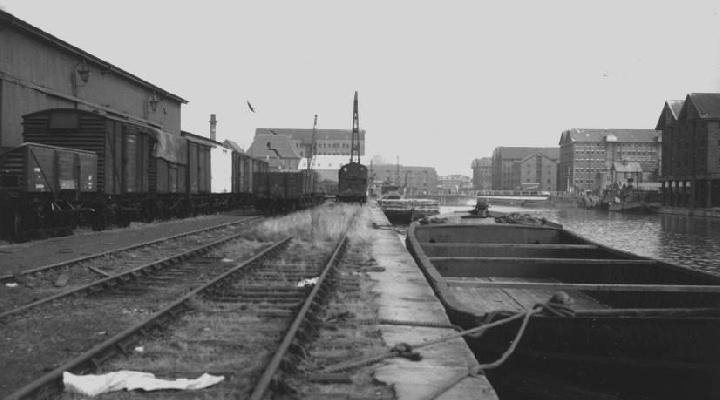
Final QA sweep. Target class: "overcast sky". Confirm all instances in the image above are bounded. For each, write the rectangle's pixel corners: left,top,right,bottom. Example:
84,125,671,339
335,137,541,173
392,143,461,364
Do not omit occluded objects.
3,1,720,175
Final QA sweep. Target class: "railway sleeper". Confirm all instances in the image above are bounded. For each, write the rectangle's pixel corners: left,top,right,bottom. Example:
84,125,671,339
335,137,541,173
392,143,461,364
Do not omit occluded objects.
258,309,294,318
232,291,306,298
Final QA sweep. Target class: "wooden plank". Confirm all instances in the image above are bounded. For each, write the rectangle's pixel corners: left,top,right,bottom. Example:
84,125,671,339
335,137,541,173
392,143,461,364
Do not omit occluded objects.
431,257,656,265
450,279,525,313
446,278,720,293
424,243,600,249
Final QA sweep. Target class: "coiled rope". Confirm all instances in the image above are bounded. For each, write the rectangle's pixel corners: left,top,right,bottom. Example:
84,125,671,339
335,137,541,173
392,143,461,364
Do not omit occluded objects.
319,292,575,374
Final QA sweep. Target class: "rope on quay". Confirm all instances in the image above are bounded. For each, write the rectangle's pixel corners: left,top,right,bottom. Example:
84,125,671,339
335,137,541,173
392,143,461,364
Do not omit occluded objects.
319,292,575,374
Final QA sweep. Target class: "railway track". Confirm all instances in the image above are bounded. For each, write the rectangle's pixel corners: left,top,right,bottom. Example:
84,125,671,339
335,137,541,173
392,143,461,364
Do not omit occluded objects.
3,205,362,399
0,216,262,314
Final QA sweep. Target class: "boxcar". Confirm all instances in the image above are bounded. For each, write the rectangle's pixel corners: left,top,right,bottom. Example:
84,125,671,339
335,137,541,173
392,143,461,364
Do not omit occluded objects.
252,169,318,213
0,142,97,241
22,108,188,226
231,152,264,208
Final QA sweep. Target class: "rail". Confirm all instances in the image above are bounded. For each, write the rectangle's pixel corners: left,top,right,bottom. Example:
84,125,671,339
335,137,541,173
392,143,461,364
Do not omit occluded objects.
6,206,361,399
249,211,356,399
0,218,261,320
5,236,293,400
0,216,262,283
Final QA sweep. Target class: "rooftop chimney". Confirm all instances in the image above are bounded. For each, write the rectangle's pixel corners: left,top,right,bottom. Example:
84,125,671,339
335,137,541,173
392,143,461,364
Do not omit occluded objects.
209,114,217,141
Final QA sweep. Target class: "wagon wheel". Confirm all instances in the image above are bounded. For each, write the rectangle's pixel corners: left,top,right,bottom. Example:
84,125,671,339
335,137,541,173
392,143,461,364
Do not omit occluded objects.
11,212,29,243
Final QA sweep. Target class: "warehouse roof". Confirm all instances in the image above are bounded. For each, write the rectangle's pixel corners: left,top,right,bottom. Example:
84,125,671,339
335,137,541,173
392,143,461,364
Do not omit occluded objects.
655,100,685,130
0,9,186,103
559,129,659,145
680,93,720,120
492,147,559,160
666,100,685,119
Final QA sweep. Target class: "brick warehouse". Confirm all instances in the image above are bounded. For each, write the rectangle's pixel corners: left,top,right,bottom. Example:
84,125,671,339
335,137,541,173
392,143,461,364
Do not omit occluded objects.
519,152,557,191
558,128,660,192
491,147,558,190
658,94,720,208
470,157,492,190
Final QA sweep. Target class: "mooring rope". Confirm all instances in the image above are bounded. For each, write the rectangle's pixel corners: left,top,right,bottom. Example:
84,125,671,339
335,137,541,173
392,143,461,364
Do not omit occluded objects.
319,293,575,374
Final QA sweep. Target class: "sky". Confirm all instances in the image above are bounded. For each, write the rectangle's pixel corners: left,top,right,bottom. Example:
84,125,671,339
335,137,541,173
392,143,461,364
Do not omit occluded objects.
2,1,720,175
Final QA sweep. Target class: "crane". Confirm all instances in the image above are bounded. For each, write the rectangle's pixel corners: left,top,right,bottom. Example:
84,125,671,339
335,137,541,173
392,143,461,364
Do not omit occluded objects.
350,91,360,164
307,114,318,173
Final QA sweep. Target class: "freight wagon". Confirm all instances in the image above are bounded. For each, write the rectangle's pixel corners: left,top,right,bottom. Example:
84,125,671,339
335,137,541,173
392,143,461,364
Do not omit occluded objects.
252,170,321,213
0,142,97,241
0,108,269,241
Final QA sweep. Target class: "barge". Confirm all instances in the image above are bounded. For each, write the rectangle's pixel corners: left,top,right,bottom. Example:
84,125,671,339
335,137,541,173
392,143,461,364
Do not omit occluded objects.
378,196,439,225
406,213,720,399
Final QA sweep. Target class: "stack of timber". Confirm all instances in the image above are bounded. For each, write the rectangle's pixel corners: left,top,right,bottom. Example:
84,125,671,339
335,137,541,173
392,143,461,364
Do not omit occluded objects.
406,213,720,399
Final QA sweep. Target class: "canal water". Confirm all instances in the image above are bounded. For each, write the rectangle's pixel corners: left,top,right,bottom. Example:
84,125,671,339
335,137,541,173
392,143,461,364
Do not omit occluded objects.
441,205,720,276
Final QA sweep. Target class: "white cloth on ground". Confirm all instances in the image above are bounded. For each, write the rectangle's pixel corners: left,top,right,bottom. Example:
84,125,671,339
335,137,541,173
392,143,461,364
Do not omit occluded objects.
63,371,224,397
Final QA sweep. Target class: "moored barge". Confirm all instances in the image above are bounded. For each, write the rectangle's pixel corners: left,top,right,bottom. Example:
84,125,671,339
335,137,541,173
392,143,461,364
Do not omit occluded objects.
379,197,440,224
407,213,720,399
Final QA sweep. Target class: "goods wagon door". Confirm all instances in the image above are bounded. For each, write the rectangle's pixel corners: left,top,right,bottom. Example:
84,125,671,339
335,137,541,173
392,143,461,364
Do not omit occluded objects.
198,144,211,193
122,130,137,193
231,153,243,193
244,156,253,192
104,120,124,195
187,142,198,194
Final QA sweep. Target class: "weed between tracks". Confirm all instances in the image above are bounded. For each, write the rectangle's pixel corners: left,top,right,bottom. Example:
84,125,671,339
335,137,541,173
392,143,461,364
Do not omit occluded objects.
57,204,366,399
53,204,389,399
284,207,395,398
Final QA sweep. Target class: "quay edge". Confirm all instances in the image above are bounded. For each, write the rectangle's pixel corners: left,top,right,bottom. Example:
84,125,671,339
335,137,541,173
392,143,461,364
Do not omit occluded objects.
367,204,498,400
656,206,720,219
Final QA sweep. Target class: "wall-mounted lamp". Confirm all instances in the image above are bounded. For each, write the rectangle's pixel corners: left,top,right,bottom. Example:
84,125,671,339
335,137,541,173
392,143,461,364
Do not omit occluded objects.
148,93,160,112
76,60,90,83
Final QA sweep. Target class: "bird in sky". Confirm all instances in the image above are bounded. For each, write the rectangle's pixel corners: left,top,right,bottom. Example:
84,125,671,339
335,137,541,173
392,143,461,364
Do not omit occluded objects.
246,100,256,113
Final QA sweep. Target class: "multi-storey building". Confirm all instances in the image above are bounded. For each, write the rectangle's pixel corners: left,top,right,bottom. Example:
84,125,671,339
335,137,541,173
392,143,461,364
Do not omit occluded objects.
370,164,438,196
253,128,365,177
470,157,492,190
0,9,185,147
558,129,661,192
519,153,557,191
254,128,365,157
437,175,472,194
657,93,720,208
491,147,558,190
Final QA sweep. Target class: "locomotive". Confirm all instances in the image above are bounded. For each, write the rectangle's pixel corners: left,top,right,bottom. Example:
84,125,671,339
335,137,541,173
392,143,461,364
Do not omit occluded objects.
0,108,275,242
337,162,368,203
336,91,368,203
